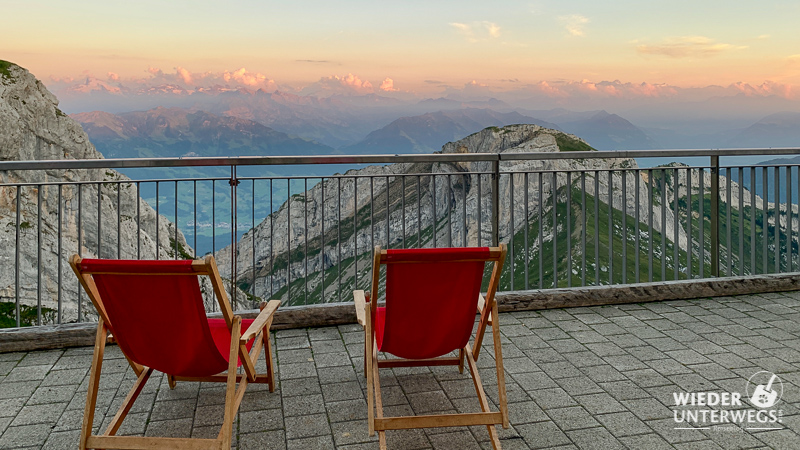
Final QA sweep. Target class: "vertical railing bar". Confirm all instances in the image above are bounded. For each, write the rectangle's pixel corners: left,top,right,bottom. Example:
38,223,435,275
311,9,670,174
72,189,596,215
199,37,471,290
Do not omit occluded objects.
787,166,793,271
432,174,437,248
751,167,756,274
321,177,325,302
462,173,467,247
370,176,374,254
553,171,558,288
78,184,82,322
287,178,291,303
648,169,653,283
795,165,799,272
608,170,613,284
621,170,627,284
739,167,744,275
386,176,390,249
581,172,586,286
253,179,257,305
524,172,529,290
477,174,482,247
354,177,358,290
174,181,178,260
796,165,799,272
57,184,63,324
673,168,679,280
762,167,769,273
775,166,781,272
270,179,274,300
193,180,197,256
710,156,720,277
509,173,515,291
699,167,705,278
97,182,102,258
594,171,600,285
661,169,667,279
155,181,159,260
212,180,216,271
136,182,140,259
538,173,544,288
418,175,422,247
401,176,406,249
726,168,732,275
635,169,640,282
492,161,500,247
15,186,21,327
550,171,558,288
304,178,308,305
447,174,452,247
117,181,121,259
37,185,42,326
337,178,342,302
417,175,424,248
566,171,572,288
230,167,238,308
686,169,692,279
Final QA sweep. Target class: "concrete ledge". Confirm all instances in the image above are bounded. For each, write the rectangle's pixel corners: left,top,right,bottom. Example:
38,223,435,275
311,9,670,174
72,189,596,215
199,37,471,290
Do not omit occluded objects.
3,272,800,353
497,271,800,311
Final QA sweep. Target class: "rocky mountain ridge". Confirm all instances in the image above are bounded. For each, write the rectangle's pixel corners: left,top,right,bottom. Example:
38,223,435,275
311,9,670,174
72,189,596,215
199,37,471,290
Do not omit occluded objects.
0,61,191,324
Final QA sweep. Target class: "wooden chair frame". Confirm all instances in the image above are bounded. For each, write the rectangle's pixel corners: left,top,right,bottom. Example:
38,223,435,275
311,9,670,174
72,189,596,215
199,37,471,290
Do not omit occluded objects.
354,244,508,450
70,254,280,450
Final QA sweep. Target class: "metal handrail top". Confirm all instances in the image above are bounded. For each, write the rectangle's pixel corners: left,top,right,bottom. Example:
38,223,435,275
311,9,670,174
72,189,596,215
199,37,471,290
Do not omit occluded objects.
2,147,800,171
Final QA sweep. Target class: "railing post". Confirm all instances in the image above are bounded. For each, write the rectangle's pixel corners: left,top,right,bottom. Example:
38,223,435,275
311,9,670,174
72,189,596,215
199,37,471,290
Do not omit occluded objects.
710,155,720,277
230,166,240,306
491,158,500,247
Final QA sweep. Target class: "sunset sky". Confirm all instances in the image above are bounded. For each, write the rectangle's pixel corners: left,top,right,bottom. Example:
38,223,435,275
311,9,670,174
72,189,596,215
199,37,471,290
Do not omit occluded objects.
3,0,800,94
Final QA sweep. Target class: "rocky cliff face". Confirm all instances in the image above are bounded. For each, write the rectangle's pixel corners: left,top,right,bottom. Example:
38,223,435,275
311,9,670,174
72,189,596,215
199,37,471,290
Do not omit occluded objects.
217,123,799,307
215,125,690,305
0,62,191,325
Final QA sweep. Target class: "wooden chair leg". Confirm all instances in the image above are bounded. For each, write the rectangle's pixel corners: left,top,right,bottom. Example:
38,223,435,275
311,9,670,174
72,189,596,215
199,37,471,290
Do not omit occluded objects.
80,319,107,450
219,317,242,448
491,301,509,429
167,374,177,389
365,307,375,436
103,367,153,436
264,326,276,393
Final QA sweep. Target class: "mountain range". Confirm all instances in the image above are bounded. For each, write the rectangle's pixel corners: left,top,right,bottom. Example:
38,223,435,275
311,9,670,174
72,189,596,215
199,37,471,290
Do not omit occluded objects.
71,107,335,159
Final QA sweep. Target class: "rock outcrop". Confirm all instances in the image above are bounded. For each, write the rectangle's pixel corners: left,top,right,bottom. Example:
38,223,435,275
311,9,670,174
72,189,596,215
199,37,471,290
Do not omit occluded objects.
0,61,191,324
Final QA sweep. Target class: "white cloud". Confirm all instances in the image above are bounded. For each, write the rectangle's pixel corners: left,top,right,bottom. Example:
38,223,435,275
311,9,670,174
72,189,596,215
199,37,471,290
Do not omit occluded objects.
449,21,501,43
637,36,748,58
559,14,589,37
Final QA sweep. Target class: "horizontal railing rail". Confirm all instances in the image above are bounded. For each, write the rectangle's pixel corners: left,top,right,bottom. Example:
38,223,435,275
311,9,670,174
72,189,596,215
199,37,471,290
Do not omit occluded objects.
2,147,800,329
2,147,800,170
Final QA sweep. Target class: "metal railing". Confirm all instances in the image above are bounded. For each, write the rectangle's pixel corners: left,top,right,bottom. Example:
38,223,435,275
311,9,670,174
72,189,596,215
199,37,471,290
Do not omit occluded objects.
2,148,799,328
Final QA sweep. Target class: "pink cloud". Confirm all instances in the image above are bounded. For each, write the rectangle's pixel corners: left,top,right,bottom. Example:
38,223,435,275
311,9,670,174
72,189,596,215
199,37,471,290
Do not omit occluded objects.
379,77,398,92
176,66,193,84
300,73,375,96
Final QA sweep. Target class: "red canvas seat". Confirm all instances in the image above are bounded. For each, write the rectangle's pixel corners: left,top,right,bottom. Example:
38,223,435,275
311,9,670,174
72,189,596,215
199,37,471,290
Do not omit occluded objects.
355,245,508,450
71,255,280,450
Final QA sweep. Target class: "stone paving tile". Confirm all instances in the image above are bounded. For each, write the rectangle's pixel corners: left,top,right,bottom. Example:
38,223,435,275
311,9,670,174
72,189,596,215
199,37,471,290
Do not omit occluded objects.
5,292,800,448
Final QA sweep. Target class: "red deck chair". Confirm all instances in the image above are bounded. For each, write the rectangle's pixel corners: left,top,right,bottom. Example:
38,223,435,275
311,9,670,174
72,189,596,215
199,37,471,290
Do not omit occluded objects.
354,244,508,450
70,254,280,450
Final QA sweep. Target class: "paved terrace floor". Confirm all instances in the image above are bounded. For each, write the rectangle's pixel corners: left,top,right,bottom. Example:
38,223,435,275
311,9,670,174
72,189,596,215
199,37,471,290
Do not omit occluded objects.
2,291,800,449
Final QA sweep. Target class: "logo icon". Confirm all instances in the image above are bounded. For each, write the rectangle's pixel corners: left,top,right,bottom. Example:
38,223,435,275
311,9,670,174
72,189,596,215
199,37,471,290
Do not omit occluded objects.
747,371,782,409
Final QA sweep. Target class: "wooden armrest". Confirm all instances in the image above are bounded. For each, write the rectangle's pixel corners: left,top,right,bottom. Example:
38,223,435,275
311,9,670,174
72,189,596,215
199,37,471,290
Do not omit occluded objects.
477,293,486,314
354,290,367,326
240,299,281,343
